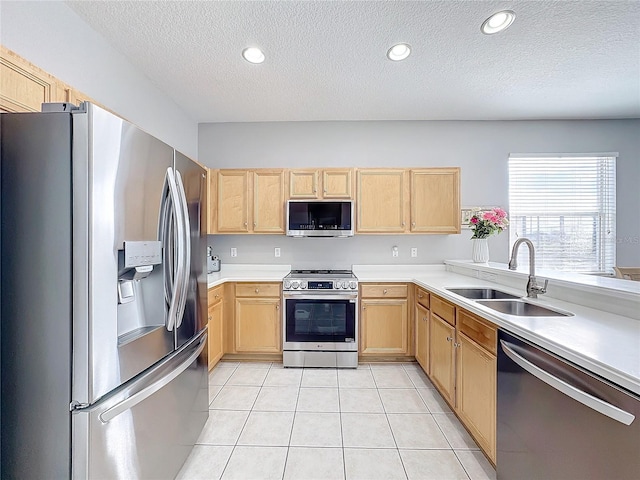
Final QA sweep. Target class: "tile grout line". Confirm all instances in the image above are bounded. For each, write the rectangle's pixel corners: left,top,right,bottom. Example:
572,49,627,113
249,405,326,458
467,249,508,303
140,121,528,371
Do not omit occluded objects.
337,368,347,480
281,364,303,480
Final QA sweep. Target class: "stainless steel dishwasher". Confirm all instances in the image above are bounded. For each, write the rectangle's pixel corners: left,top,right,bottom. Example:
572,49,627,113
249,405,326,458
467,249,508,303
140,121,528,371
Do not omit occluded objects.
497,330,640,480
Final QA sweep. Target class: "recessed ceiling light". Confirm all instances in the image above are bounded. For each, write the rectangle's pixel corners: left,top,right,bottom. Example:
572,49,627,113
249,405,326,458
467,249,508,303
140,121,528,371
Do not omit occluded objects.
387,43,411,61
481,10,516,35
242,47,265,64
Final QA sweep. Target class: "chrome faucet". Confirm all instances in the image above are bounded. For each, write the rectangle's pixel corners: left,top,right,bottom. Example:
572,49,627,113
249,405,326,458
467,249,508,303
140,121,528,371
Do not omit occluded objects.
508,238,548,298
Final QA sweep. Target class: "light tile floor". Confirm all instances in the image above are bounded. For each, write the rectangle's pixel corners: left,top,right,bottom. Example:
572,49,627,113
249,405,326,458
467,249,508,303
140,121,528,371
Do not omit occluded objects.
177,362,496,480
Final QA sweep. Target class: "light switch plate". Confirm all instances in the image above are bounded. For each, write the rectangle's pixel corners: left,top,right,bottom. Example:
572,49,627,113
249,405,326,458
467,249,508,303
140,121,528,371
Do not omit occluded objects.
274,247,281,257
230,247,237,257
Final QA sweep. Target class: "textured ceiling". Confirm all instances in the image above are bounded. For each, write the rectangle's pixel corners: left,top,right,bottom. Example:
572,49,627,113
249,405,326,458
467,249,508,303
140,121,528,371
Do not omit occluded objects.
66,0,640,123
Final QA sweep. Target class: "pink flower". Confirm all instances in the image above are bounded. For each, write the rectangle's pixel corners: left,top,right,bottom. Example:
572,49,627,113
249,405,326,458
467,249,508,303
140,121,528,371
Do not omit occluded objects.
470,217,478,224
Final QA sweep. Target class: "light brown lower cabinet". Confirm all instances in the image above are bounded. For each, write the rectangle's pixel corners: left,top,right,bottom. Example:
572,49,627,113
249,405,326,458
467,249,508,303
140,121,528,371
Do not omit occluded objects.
207,285,224,370
421,292,497,465
415,302,429,371
429,312,456,406
456,331,497,463
360,283,410,356
234,283,281,353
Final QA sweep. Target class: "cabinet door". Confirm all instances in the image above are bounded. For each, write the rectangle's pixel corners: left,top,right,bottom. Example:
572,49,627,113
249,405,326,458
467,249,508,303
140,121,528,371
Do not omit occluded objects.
410,168,460,233
456,332,496,463
206,169,217,234
430,313,456,406
207,300,224,370
253,170,285,233
0,46,65,112
357,169,408,232
415,303,429,371
235,298,281,353
217,170,249,232
322,169,353,198
289,170,320,198
360,298,408,355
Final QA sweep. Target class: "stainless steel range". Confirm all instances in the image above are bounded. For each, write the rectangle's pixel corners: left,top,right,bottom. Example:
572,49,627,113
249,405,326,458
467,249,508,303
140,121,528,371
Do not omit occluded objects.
282,269,358,368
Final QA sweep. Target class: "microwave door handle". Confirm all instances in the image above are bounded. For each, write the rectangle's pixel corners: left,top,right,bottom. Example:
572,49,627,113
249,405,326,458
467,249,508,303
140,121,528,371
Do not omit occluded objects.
173,170,190,329
500,340,635,426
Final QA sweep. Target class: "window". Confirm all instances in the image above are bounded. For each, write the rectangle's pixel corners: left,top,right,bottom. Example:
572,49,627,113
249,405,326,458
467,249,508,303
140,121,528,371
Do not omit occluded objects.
508,155,616,274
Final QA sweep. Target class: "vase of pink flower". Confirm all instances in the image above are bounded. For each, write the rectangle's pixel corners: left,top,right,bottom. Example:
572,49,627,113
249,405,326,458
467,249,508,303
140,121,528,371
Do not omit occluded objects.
469,207,509,263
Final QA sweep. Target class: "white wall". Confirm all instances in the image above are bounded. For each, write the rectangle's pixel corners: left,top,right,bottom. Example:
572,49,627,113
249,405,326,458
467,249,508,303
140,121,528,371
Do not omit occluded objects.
0,1,198,158
199,119,640,268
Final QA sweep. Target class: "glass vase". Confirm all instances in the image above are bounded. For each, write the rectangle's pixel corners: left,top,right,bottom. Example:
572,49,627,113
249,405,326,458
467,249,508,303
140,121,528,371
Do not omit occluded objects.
471,238,490,263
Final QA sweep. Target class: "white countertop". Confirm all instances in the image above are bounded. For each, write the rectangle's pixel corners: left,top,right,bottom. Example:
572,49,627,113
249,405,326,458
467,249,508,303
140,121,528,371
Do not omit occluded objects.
206,263,640,395
353,264,640,396
207,264,292,288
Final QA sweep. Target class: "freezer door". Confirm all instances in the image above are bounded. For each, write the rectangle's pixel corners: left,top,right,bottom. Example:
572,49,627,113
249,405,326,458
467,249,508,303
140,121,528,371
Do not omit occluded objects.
73,104,176,405
72,331,208,480
174,151,208,349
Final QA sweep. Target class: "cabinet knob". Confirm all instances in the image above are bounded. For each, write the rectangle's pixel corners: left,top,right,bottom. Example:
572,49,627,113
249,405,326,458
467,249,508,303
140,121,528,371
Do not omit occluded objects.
402,222,405,227
323,189,327,193
412,222,415,227
253,221,256,227
383,289,388,294
244,222,247,226
446,336,453,342
208,316,212,321
423,316,427,321
215,294,219,299
276,304,280,310
255,288,259,293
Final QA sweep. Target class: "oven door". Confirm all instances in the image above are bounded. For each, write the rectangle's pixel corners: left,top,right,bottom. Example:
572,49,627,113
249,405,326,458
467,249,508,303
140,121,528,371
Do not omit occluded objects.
283,293,357,351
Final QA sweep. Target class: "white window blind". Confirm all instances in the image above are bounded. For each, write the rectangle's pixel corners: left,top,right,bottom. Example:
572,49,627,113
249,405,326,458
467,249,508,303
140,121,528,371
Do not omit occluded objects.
508,155,616,274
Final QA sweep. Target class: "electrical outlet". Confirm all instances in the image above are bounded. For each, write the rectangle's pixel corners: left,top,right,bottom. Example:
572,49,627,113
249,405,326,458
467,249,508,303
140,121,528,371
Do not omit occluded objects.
274,247,281,257
411,247,418,258
392,246,399,257
230,247,237,257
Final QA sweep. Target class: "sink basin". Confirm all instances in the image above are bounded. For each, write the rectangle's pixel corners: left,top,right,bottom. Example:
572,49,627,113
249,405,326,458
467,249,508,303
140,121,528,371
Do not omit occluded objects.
477,300,572,317
446,288,520,300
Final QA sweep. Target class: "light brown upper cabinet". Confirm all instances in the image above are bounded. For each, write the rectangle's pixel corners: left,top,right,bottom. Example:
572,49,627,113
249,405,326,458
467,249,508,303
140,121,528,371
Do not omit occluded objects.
1,46,66,112
288,168,353,199
410,168,461,233
356,169,409,233
1,46,101,113
214,169,285,234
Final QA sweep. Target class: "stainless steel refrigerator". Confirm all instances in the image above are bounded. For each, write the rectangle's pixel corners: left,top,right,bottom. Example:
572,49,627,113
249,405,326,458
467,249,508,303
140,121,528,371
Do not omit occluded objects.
1,102,209,479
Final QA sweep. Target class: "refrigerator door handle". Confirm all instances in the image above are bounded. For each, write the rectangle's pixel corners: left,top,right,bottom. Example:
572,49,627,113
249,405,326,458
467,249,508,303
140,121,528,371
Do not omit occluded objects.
160,167,184,332
99,333,206,423
174,170,191,329
500,340,635,425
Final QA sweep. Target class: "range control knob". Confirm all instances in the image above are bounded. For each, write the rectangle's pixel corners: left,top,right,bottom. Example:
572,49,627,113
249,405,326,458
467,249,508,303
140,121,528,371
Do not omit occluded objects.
291,281,299,289
300,281,307,289
335,282,341,289
349,281,357,290
341,281,348,289
284,280,291,289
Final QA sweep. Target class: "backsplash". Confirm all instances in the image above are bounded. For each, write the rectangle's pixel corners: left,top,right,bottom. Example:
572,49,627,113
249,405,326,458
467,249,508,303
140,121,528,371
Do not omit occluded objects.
207,233,510,269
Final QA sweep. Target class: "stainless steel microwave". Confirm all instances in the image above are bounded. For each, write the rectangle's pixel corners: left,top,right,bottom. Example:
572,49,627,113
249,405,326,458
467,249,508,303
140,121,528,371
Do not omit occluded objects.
286,200,354,237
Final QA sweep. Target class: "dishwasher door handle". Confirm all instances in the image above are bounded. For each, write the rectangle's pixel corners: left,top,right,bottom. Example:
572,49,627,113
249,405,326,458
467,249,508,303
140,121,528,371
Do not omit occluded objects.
500,340,635,426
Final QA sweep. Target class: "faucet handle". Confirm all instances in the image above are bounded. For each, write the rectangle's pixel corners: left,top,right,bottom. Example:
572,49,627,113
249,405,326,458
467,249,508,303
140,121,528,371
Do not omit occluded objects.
533,278,548,294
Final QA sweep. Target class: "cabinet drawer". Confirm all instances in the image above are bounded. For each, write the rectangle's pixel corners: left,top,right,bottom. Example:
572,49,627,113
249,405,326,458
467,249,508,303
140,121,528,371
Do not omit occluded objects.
361,284,408,298
458,309,496,354
208,284,224,304
431,295,455,326
235,283,281,298
416,287,430,309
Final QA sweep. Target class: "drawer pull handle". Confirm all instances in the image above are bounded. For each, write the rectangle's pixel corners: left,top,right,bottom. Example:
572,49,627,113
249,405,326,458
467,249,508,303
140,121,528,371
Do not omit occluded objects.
255,288,259,293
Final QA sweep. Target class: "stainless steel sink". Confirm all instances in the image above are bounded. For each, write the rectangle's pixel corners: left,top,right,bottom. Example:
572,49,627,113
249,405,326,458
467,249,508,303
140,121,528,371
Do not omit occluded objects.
477,300,572,317
446,288,520,300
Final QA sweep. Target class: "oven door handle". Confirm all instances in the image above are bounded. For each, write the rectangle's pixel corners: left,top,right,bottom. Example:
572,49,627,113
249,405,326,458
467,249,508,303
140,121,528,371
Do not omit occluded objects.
283,293,358,301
